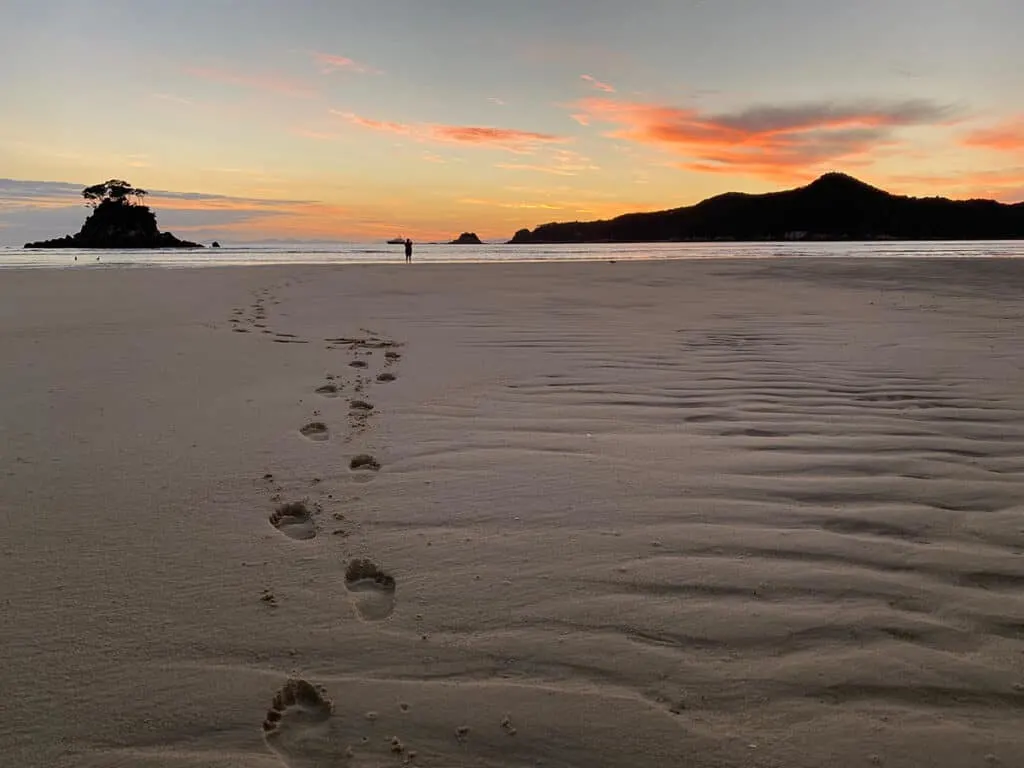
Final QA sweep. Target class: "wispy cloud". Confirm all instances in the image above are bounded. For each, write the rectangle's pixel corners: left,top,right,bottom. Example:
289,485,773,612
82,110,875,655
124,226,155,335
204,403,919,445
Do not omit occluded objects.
581,74,616,93
184,67,316,98
330,110,568,153
460,198,564,210
884,168,1024,203
312,52,382,75
496,150,600,176
572,96,955,181
963,117,1024,153
488,97,506,106
151,92,194,106
292,128,349,141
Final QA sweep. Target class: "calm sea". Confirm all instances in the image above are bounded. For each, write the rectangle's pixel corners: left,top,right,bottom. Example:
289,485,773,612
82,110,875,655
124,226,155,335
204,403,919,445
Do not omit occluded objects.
0,240,1021,269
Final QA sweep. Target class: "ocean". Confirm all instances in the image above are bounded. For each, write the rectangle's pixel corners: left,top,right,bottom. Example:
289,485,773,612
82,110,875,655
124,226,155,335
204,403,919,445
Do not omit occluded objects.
0,240,1021,268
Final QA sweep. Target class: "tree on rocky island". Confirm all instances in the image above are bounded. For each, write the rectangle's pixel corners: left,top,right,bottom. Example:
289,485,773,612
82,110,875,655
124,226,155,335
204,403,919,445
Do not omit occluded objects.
24,178,202,249
82,179,148,208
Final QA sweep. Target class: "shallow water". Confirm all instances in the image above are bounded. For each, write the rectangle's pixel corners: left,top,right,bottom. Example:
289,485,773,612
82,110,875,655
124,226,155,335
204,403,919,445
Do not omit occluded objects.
1,239,1022,269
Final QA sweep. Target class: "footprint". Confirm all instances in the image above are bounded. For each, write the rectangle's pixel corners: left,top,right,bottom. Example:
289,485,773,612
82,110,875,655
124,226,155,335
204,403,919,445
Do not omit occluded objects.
259,674,713,766
263,679,335,763
345,558,396,621
300,422,330,442
349,400,374,411
269,501,316,540
350,454,380,471
349,360,368,369
377,372,397,383
316,384,341,398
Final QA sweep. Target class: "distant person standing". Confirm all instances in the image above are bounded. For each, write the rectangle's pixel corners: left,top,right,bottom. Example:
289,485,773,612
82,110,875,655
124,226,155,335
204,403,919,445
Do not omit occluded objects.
404,238,413,263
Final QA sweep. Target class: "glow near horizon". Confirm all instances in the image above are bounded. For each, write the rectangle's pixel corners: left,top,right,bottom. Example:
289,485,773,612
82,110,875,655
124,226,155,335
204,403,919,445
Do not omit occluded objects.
0,0,1022,244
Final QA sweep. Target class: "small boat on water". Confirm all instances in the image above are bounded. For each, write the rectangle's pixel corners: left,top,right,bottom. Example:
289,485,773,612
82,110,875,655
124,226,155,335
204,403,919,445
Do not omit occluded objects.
386,237,406,244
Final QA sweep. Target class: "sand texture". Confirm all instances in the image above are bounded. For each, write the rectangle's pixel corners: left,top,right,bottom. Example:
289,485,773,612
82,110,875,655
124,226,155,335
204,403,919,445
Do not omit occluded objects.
1,258,1023,767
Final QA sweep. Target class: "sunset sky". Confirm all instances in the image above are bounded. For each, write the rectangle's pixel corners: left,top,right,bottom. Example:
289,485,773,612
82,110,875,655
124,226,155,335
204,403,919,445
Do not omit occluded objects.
2,0,1022,244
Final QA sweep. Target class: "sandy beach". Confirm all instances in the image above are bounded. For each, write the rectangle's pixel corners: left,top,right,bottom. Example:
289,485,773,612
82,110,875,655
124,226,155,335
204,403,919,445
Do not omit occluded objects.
2,257,1023,767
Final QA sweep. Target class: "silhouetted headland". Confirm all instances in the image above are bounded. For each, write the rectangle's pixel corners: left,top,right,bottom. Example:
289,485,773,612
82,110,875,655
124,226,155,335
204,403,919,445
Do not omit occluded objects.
450,232,483,245
509,173,1024,243
25,179,203,249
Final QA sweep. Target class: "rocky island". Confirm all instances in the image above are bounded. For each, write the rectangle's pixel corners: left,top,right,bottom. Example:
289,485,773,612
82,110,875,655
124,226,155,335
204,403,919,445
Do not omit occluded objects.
25,179,203,249
509,173,1024,243
449,232,483,245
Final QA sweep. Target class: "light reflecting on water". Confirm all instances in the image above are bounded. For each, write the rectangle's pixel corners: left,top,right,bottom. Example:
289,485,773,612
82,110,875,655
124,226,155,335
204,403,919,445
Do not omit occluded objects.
1,240,1022,269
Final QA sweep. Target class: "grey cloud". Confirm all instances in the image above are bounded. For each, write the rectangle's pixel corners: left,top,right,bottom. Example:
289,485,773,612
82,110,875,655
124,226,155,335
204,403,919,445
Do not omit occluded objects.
712,100,956,134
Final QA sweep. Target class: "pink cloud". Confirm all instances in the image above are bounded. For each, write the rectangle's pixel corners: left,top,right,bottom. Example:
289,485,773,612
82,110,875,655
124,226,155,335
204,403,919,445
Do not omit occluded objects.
312,52,382,75
331,110,567,153
331,111,414,135
184,67,316,98
963,117,1024,153
572,96,954,181
581,74,616,93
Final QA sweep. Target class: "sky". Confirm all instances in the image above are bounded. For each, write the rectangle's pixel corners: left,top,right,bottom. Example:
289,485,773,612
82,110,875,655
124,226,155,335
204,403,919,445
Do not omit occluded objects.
1,0,1022,244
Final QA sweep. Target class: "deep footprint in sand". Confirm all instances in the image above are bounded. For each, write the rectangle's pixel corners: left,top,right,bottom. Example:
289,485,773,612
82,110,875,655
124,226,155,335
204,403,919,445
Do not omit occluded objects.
316,384,341,398
349,454,381,471
269,501,317,540
300,422,330,442
345,558,396,621
263,679,337,764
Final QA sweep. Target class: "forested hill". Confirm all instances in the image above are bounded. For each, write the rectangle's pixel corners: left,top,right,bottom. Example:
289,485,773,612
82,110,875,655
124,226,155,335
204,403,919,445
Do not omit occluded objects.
509,173,1024,243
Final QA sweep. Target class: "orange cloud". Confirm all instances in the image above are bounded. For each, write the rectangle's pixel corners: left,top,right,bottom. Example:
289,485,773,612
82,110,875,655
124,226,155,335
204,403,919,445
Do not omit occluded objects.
312,52,382,75
331,111,567,153
963,117,1024,153
581,74,616,93
332,112,414,136
883,168,1024,203
573,97,954,181
185,67,315,98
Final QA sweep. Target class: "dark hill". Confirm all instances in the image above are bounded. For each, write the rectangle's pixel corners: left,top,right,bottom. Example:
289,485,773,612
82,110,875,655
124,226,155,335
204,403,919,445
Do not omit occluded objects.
509,173,1024,243
26,198,202,249
450,232,483,245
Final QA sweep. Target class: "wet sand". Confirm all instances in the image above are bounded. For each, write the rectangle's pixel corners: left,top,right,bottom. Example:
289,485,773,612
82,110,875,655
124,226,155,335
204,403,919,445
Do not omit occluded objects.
1,258,1023,767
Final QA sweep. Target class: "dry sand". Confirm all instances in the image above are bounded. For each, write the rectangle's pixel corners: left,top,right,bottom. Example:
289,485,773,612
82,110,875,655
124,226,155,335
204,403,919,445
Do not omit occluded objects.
1,258,1023,767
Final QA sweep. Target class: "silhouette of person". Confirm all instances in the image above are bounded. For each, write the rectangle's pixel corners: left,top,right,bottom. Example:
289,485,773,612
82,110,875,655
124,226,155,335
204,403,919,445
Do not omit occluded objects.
404,238,413,263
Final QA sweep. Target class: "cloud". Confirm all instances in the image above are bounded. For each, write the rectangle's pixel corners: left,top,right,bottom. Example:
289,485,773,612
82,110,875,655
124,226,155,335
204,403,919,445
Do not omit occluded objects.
184,67,316,98
488,97,506,106
883,168,1024,203
312,52,382,75
572,96,955,181
331,111,567,153
331,112,413,136
963,117,1024,153
581,74,616,93
496,150,600,176
459,198,564,211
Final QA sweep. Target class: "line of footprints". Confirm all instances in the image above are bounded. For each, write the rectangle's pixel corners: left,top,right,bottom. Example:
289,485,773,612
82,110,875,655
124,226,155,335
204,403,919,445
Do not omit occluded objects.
230,289,507,765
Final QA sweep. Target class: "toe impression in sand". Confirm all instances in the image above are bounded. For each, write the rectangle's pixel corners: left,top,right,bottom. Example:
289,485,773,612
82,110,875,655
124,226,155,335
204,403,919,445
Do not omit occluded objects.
269,501,317,541
345,558,397,621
